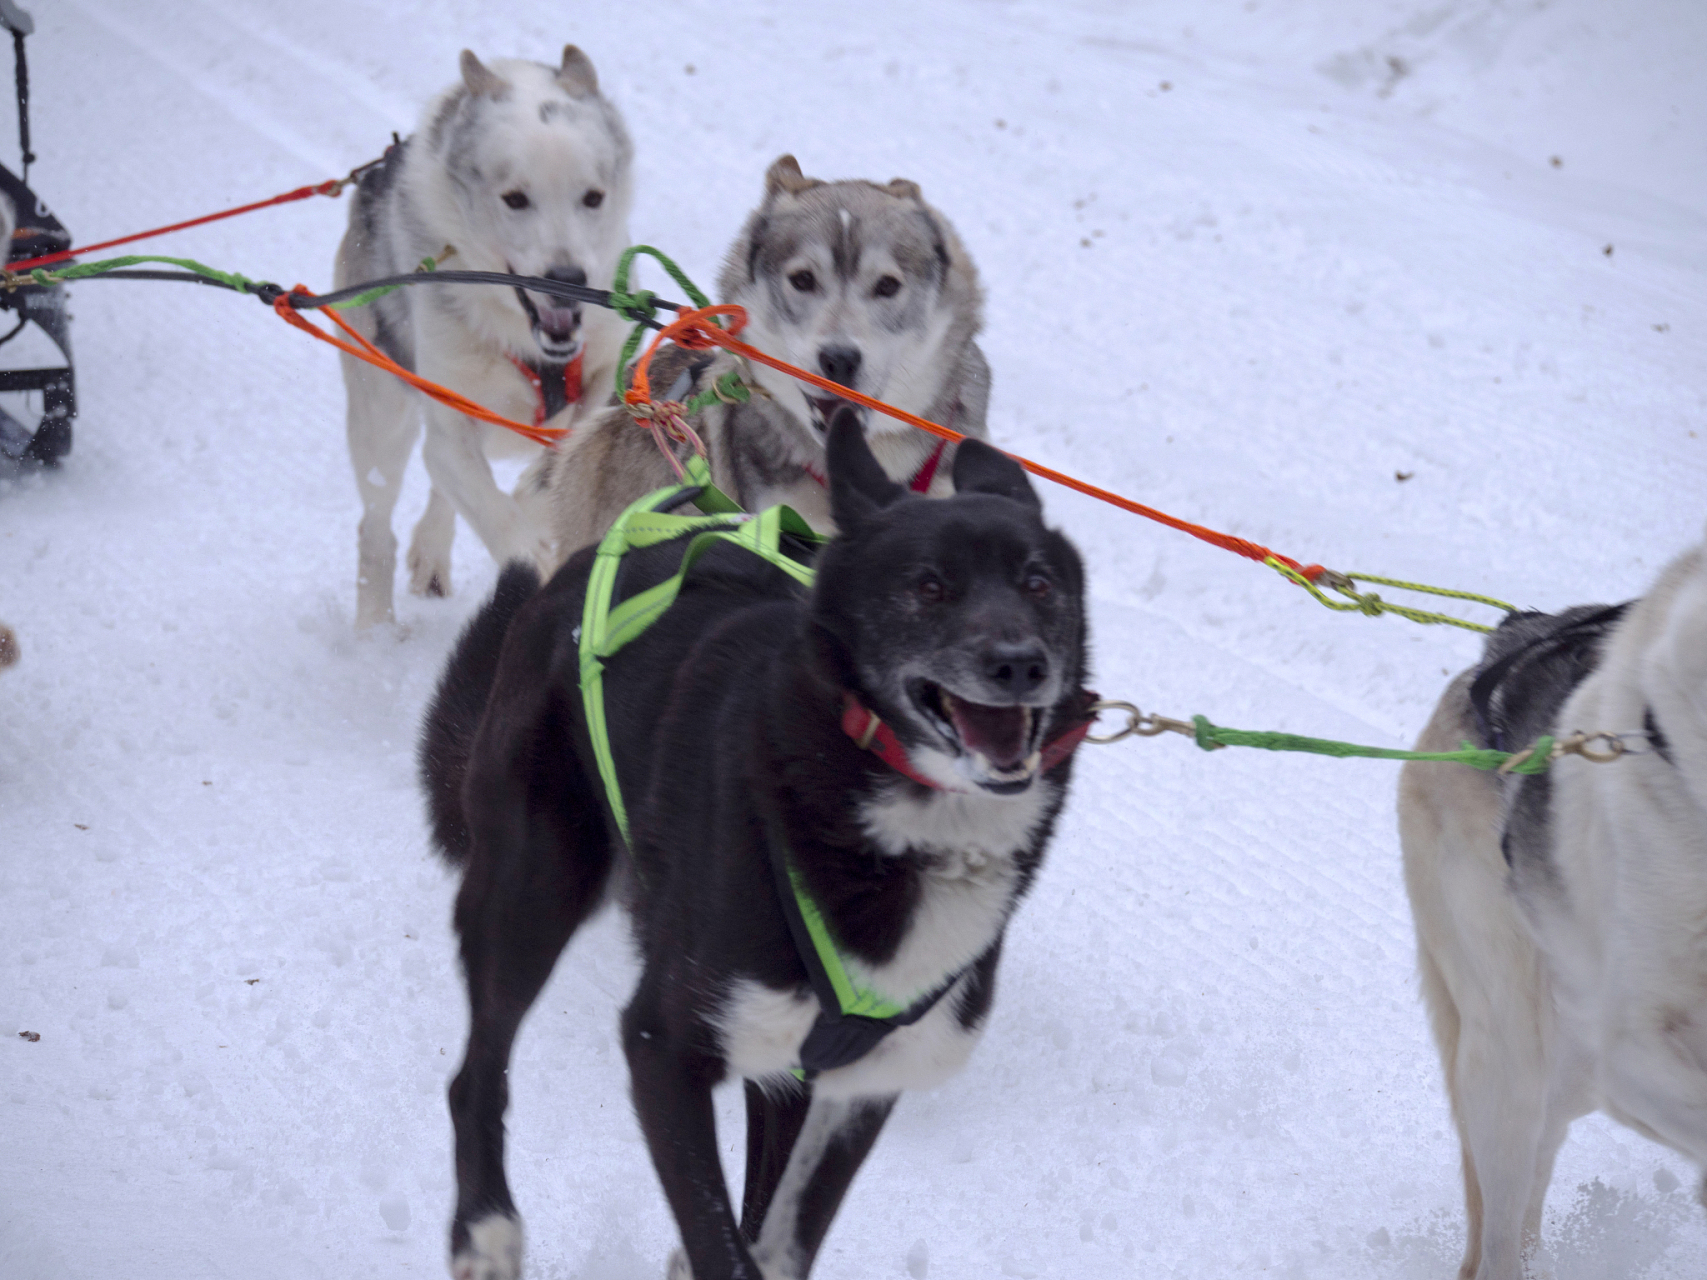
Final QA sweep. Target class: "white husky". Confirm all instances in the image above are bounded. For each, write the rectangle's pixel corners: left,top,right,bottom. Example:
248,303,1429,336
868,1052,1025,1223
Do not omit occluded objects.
1400,533,1707,1279
335,46,632,628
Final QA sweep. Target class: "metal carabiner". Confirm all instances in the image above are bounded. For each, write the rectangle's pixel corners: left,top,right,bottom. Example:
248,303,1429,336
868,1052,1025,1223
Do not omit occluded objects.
1085,699,1142,745
1085,700,1195,745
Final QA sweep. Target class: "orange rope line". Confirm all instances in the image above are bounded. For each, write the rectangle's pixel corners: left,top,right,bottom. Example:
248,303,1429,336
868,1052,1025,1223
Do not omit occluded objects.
274,286,567,448
628,304,1322,579
273,280,1320,583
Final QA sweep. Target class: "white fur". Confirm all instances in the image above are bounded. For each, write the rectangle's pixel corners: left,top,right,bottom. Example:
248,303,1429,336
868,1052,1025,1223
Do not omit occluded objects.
716,780,1050,1098
1400,537,1707,1280
750,1094,856,1278
451,1213,524,1280
337,51,632,628
716,973,986,1102
851,779,1052,997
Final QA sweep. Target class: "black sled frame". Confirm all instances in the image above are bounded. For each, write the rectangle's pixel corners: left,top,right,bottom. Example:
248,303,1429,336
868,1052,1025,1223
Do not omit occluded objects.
0,1,73,471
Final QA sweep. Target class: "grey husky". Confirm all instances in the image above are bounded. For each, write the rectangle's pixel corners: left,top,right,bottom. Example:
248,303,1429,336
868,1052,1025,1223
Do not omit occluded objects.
523,154,991,560
336,47,633,628
1400,533,1707,1279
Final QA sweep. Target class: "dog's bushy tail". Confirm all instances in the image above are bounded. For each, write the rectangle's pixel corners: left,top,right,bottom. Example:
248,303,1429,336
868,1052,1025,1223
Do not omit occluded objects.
418,561,541,865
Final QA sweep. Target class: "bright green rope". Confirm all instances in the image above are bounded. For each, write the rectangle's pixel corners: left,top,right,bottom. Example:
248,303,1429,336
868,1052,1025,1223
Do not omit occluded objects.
17,253,264,294
1189,715,1555,774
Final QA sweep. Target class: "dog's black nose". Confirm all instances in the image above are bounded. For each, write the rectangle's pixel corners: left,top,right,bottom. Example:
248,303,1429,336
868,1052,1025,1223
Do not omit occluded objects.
817,344,862,389
982,643,1049,697
544,264,588,287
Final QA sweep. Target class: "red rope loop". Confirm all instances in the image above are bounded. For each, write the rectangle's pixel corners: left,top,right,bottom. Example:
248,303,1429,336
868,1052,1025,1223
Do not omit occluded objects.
10,180,352,274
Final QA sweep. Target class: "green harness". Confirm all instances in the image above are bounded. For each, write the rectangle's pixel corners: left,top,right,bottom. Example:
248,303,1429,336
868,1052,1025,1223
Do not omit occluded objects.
577,456,816,845
578,459,957,1078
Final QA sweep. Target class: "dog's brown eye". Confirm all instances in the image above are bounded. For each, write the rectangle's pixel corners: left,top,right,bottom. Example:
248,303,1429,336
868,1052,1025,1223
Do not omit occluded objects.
582,189,604,209
502,190,530,210
874,275,901,298
788,270,817,293
918,577,946,603
1025,574,1052,599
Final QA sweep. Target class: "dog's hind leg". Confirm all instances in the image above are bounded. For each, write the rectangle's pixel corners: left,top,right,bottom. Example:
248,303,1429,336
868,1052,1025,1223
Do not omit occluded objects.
447,674,615,1280
1402,688,1571,1280
745,1091,897,1280
448,841,611,1278
408,485,457,597
343,355,420,628
1418,945,1484,1280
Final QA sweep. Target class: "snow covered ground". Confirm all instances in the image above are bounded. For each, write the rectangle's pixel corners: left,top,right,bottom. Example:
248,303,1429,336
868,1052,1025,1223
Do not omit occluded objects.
3,1,1705,1276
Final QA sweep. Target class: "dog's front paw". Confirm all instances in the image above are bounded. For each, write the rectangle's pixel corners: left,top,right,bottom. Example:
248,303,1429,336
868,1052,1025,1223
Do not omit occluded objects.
407,546,452,598
451,1213,523,1280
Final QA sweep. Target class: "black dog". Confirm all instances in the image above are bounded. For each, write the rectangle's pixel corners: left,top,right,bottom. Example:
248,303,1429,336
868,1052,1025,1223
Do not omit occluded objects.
420,410,1090,1280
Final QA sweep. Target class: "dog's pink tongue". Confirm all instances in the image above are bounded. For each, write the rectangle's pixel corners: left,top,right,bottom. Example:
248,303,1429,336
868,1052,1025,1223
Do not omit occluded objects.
536,304,580,343
946,696,1030,770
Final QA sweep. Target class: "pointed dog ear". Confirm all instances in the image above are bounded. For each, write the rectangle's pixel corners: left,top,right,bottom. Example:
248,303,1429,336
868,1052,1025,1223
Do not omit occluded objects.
460,50,509,99
557,45,599,97
827,407,906,529
952,439,1040,512
884,177,923,201
765,154,822,199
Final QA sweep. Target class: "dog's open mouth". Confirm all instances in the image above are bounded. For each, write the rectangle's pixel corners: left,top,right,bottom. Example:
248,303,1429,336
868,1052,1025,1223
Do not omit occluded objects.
912,680,1044,791
511,281,584,361
532,307,583,359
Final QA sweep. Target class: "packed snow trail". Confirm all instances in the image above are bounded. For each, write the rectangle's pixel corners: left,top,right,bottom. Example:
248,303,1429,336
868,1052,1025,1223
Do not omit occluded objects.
3,2,1705,1277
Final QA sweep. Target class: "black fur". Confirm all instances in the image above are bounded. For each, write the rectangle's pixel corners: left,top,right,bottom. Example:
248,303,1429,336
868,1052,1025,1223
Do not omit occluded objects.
1467,603,1630,874
418,560,543,864
348,141,417,372
419,411,1088,1278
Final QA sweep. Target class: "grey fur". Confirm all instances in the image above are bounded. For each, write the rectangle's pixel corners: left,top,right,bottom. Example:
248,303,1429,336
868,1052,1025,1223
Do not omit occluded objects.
527,154,991,563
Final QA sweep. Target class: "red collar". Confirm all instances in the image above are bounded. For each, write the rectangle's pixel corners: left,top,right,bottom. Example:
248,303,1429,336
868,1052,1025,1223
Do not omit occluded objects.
839,691,1094,791
508,352,585,428
804,400,958,494
805,436,946,495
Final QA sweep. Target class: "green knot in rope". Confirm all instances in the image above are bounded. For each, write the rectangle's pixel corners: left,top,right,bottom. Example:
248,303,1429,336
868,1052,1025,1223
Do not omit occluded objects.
609,244,722,401
607,286,658,326
680,370,751,415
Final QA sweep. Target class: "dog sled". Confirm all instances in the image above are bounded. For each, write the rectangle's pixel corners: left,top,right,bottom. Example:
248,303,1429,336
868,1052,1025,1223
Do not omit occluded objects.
0,1,74,471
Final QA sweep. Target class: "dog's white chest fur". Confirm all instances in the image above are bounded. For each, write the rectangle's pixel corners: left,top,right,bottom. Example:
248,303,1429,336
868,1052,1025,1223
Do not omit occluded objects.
716,781,1052,1099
